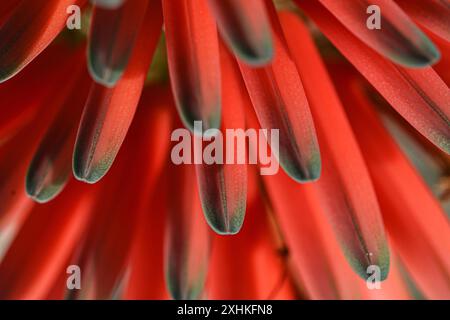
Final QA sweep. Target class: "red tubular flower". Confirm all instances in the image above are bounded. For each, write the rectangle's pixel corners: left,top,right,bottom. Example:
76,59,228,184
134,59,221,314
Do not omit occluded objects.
194,41,248,235
278,10,389,282
0,0,448,300
332,65,450,299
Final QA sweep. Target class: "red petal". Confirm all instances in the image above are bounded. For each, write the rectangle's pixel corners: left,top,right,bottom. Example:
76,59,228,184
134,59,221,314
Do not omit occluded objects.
72,87,172,299
162,0,221,133
238,0,321,183
0,180,98,299
123,93,173,299
73,4,163,183
207,182,296,299
396,0,450,42
299,0,450,154
263,169,363,299
0,43,79,145
0,0,87,82
88,0,149,86
207,0,273,65
428,32,450,86
26,51,89,203
358,254,411,300
91,0,125,9
194,42,247,235
165,162,210,300
123,184,168,299
0,0,20,24
312,0,440,67
336,70,450,299
279,11,390,281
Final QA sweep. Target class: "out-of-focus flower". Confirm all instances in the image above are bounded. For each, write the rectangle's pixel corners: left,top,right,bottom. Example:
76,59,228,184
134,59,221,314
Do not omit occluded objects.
0,0,448,300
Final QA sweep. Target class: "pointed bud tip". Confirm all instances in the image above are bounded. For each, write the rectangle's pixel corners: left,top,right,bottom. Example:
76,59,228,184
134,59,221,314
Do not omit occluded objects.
180,111,222,138
72,157,109,184
0,65,20,84
210,224,241,236
25,180,61,204
26,193,53,204
88,61,121,88
235,44,274,67
281,156,322,184
73,168,105,184
346,245,391,283
396,40,441,68
91,0,125,9
202,205,245,235
204,213,243,235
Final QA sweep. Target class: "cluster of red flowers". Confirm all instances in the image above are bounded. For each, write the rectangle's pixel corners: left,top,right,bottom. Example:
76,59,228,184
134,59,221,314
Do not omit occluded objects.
0,0,448,300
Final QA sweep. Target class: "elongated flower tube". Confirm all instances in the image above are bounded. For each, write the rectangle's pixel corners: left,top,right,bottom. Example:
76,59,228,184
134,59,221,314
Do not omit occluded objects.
72,88,172,299
73,5,162,183
194,42,247,235
1,43,87,221
88,0,149,86
314,0,440,67
299,0,450,154
0,0,20,24
0,0,86,82
0,130,38,261
239,0,321,183
124,179,169,300
0,42,79,146
165,162,210,300
430,33,450,85
162,0,221,135
263,169,361,299
395,0,450,42
335,72,450,299
279,11,389,281
26,53,89,203
207,0,273,65
0,0,449,301
91,0,125,9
